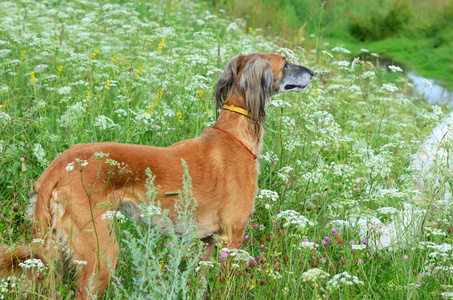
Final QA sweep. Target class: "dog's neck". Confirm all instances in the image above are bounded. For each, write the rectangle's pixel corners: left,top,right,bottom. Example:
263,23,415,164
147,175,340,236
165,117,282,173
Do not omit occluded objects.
213,109,264,158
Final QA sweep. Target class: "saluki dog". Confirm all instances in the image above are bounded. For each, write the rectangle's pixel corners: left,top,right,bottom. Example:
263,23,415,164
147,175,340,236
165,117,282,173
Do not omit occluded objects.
0,53,313,299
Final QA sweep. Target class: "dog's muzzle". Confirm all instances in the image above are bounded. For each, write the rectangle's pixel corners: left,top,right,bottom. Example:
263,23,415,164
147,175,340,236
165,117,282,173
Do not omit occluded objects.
278,63,314,93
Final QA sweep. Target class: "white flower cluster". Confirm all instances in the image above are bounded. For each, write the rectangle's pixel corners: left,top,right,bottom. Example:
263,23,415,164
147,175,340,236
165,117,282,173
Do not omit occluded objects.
331,46,351,54
259,151,279,164
33,143,48,167
0,112,11,126
73,260,88,265
376,207,399,215
257,189,279,202
361,71,375,78
424,227,447,237
220,248,253,262
364,152,393,178
327,271,364,288
297,241,318,250
381,83,398,93
101,210,126,222
388,65,403,72
276,210,314,229
302,268,330,282
57,86,71,95
277,166,294,183
351,244,367,251
60,101,85,128
94,152,109,160
95,115,121,130
18,258,46,272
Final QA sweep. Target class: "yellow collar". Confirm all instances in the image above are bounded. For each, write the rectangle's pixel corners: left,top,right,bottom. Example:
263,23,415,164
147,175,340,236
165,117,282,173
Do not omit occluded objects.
223,104,251,118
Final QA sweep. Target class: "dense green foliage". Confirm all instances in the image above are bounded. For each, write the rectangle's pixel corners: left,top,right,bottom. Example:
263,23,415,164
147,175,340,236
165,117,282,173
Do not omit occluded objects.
1,0,453,299
211,0,453,88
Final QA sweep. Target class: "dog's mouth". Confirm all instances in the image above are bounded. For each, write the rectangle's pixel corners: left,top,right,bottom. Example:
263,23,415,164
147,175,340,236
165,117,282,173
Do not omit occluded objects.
284,84,306,91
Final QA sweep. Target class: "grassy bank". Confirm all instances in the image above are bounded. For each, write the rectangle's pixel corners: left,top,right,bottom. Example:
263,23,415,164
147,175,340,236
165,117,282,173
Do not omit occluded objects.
211,0,453,89
1,0,453,299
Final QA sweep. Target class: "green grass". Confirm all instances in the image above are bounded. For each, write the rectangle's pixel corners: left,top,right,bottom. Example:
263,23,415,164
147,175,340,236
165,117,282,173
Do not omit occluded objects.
211,0,453,90
1,0,453,299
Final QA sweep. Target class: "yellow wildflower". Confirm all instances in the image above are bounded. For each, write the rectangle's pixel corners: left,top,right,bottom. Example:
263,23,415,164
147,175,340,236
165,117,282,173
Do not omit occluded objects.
177,110,182,123
157,38,166,51
30,71,35,85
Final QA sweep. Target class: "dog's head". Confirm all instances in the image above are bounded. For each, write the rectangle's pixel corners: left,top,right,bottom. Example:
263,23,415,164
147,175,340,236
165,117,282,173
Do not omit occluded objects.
215,53,313,122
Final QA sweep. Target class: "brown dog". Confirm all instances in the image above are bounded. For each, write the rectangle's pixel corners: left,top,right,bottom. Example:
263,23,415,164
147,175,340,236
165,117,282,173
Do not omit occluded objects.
0,53,313,298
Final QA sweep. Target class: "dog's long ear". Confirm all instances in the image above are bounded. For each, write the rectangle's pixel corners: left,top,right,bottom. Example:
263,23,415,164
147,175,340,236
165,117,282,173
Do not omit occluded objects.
215,54,242,111
239,58,273,122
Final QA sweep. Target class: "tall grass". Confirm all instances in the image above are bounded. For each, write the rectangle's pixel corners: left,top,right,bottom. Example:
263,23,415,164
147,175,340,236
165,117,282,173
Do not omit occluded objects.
211,0,453,88
1,0,453,299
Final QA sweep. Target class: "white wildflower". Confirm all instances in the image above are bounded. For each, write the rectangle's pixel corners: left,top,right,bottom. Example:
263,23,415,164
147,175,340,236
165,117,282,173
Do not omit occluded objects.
269,99,291,108
95,115,120,130
322,50,333,58
257,189,279,202
298,241,318,250
381,83,398,93
73,260,88,265
57,86,71,95
327,271,364,288
226,22,239,32
331,47,351,54
361,71,375,78
75,158,88,167
66,162,74,172
0,112,11,126
221,248,253,262
276,210,314,229
94,152,109,160
0,49,11,57
302,268,330,282
388,65,403,73
34,64,48,73
33,143,48,167
101,211,126,222
60,102,85,128
351,244,367,250
18,258,46,272
337,60,350,67
376,207,399,215
422,79,433,89
31,238,45,244
424,227,447,237
0,84,9,93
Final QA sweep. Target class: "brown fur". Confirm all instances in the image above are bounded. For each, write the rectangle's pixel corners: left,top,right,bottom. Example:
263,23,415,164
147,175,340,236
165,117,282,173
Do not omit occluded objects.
0,53,313,299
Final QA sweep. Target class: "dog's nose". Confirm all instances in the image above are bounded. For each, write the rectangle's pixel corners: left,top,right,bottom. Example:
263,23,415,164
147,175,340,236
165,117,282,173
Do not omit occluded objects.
304,67,314,77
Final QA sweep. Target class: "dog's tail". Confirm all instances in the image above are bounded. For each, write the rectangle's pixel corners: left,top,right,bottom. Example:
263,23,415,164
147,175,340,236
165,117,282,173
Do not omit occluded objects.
0,243,45,276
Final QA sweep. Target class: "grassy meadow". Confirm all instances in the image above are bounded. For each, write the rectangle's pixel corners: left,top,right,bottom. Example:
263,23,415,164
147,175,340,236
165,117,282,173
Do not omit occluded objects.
1,0,453,299
212,0,453,89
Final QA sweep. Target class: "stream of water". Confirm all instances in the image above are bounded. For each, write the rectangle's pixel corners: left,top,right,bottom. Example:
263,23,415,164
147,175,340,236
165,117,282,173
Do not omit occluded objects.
407,72,453,106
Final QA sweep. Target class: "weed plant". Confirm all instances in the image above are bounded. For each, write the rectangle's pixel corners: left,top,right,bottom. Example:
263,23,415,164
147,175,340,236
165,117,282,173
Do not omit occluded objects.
0,0,453,299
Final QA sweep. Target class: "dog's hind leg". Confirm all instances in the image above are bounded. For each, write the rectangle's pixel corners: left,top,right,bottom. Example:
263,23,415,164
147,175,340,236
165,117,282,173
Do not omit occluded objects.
71,217,118,299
